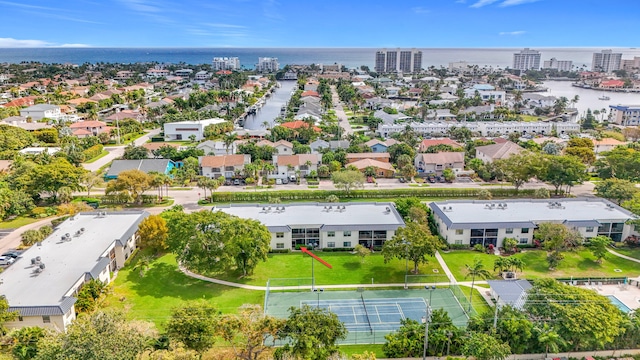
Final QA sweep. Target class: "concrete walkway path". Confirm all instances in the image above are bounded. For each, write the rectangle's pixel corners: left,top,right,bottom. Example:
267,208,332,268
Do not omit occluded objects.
179,263,487,291
607,248,640,264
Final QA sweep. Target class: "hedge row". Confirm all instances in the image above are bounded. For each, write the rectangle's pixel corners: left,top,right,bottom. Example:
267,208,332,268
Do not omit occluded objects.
73,194,158,205
82,144,104,160
210,188,539,203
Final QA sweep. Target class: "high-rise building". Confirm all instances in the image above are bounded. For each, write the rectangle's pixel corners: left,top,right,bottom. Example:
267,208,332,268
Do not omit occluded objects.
212,57,240,71
592,50,623,72
256,57,279,73
622,57,640,72
374,48,422,73
513,48,541,71
542,57,573,72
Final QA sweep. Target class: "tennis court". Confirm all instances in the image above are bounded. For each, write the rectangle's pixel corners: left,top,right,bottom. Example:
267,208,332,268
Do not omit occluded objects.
265,286,470,344
302,297,428,332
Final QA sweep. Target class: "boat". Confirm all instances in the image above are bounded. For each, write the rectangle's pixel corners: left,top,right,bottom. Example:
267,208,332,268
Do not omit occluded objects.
599,94,610,101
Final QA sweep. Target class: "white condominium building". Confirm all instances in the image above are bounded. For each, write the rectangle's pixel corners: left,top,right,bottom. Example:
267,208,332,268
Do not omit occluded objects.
256,57,280,73
592,50,622,73
212,57,240,71
513,48,541,71
542,58,573,72
374,48,422,73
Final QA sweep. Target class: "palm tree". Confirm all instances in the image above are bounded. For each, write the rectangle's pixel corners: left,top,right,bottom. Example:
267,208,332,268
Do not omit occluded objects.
262,120,271,130
536,324,566,358
464,258,492,312
222,133,238,155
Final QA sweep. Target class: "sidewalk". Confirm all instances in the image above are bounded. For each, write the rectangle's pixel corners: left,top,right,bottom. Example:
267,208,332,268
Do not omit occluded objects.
607,248,640,264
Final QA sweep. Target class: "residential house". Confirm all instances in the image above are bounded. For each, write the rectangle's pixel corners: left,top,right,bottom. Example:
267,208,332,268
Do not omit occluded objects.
273,140,294,155
418,138,462,153
105,110,146,124
115,71,135,80
66,98,98,107
365,139,398,153
19,147,61,156
0,211,149,331
19,104,61,120
215,202,405,250
593,138,626,154
475,141,524,163
105,159,176,179
164,118,227,141
279,120,321,132
349,158,396,178
200,154,251,179
346,153,390,164
427,109,457,121
2,116,53,131
414,152,465,174
610,105,640,126
310,139,330,153
69,120,110,137
373,109,412,125
429,198,637,247
2,96,37,108
142,142,183,157
271,154,322,180
197,140,237,156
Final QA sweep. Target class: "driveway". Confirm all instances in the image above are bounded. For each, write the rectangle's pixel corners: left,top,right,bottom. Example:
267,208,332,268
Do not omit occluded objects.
82,128,161,172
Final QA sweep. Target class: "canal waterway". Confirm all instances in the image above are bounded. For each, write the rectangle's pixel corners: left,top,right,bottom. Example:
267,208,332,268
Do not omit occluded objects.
243,80,298,130
540,81,640,119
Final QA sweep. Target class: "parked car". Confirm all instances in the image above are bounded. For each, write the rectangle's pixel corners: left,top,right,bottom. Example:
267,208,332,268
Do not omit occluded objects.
233,179,241,186
0,256,15,266
398,177,406,183
276,178,283,185
2,250,21,259
282,177,289,184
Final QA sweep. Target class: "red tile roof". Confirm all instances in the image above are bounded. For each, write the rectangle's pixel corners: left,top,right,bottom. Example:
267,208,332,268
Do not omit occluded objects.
300,90,319,97
279,121,321,132
419,138,462,151
200,155,248,168
69,120,107,128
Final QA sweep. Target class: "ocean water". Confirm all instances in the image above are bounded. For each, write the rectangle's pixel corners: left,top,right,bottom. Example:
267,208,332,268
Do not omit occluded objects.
2,47,640,69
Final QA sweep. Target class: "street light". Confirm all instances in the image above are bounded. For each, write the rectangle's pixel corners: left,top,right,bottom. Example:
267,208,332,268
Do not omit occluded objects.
403,240,409,289
313,288,324,308
422,285,436,360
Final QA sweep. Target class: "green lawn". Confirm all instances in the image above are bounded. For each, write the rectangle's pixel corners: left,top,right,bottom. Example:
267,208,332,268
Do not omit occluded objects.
458,285,492,315
0,216,48,229
339,344,384,358
211,252,445,286
441,249,640,281
611,247,640,260
104,253,263,329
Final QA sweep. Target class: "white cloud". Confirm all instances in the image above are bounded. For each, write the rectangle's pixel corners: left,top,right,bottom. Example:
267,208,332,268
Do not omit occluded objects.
470,0,499,8
499,30,526,36
118,0,160,13
58,43,92,48
0,38,91,48
412,6,430,14
0,37,51,47
204,23,247,29
499,0,540,6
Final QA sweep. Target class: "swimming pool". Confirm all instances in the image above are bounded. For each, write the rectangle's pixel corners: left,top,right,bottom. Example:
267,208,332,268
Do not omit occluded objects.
607,295,632,313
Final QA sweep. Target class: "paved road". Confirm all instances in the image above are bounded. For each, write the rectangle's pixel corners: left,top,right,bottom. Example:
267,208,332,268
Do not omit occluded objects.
82,128,161,172
330,85,353,136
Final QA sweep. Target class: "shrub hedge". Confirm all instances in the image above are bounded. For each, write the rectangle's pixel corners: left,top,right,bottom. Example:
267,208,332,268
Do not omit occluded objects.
209,188,539,203
82,144,104,160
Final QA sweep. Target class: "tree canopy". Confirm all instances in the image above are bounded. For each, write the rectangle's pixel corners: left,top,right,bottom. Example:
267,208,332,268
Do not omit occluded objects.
382,222,443,274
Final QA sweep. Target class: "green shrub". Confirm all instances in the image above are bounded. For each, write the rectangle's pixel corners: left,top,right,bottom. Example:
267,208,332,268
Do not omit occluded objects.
21,229,44,246
473,244,485,252
51,216,71,228
208,188,539,203
321,247,355,252
516,244,536,249
81,144,104,160
269,249,291,254
448,244,470,250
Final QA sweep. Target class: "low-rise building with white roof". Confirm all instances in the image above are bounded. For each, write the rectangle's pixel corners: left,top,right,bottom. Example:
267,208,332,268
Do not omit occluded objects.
215,202,405,250
429,198,637,248
0,211,149,331
163,118,226,141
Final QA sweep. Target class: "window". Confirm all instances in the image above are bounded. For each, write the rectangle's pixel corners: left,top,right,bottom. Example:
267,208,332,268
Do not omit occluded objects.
327,242,335,248
42,316,50,323
343,231,351,237
519,238,528,244
276,232,284,238
455,229,463,235
455,240,463,245
276,243,284,249
586,226,594,233
327,231,335,237
521,228,529,234
505,228,514,234
343,241,351,247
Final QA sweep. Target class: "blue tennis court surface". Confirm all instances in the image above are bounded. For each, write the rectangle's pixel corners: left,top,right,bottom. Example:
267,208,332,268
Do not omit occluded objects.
301,297,427,332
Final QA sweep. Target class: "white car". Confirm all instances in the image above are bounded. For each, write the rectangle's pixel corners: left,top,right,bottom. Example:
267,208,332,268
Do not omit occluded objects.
0,256,15,266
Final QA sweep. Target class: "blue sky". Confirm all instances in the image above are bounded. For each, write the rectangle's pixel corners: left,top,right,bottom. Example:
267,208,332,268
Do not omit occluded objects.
0,0,637,48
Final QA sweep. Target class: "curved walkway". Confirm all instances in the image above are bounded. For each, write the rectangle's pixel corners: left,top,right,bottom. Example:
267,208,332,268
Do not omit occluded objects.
179,264,486,291
607,248,640,264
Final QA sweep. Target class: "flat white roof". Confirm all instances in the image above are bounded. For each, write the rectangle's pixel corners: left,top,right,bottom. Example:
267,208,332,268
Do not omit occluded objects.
0,211,148,313
164,118,226,126
430,198,635,229
215,202,405,231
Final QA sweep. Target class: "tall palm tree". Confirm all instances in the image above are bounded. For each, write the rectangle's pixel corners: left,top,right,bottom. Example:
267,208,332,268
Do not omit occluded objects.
464,258,492,312
222,133,238,155
536,324,566,358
